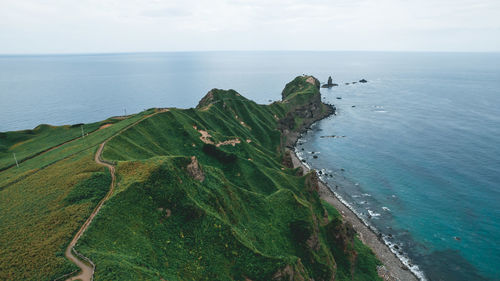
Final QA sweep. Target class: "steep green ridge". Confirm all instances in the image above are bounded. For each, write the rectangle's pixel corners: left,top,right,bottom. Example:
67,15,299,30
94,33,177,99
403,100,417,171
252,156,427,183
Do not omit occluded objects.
0,76,381,281
76,76,382,280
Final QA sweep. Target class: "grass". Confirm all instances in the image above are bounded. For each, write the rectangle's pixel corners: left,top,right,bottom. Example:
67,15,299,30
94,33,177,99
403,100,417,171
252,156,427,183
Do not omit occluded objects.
0,118,122,171
0,150,104,280
0,76,382,280
0,110,156,280
75,76,383,280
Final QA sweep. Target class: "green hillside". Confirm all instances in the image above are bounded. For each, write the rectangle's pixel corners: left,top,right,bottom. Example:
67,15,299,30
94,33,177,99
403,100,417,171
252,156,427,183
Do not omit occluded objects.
0,76,382,281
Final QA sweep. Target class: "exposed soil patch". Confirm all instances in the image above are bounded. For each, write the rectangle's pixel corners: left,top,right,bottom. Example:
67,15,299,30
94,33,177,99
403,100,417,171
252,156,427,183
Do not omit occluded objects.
99,124,112,130
193,125,241,147
216,139,241,147
306,77,316,85
193,125,214,145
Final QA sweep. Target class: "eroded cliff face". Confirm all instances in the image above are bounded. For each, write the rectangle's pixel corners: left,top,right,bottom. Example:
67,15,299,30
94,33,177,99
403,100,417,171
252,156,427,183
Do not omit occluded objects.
278,76,335,148
274,76,364,281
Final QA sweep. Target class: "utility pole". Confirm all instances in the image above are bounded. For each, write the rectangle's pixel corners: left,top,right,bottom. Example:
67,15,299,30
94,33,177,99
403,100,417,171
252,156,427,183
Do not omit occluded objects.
13,153,19,168
124,108,127,116
81,125,84,138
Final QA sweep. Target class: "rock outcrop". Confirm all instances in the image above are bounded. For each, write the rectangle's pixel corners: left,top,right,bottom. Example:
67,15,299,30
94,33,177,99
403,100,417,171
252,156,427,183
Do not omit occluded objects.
321,76,338,88
278,76,335,148
186,156,205,182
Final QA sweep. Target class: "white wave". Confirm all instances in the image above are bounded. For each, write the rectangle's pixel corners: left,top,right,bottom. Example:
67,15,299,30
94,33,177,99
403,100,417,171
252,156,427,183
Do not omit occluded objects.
368,210,381,217
383,236,428,281
291,149,427,281
382,206,391,211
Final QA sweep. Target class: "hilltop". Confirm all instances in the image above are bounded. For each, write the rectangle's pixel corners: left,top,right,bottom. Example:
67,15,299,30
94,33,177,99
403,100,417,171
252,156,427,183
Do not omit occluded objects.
0,76,382,281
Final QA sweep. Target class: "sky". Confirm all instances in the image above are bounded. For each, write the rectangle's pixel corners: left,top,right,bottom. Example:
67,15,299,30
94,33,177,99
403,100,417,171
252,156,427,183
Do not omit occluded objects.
1,0,499,54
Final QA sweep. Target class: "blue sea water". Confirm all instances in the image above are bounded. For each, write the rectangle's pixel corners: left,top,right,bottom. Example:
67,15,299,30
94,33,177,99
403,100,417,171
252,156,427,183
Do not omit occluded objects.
1,52,499,280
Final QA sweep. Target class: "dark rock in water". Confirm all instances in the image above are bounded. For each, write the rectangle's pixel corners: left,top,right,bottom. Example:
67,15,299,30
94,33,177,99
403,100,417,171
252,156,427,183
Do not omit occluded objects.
336,97,342,100
318,170,322,174
301,148,304,151
454,236,461,241
352,105,356,108
359,79,368,83
352,82,357,84
313,155,318,159
345,82,350,85
340,168,345,171
321,83,338,88
394,245,400,250
401,265,409,271
321,75,338,88
329,174,333,178
311,151,315,154
388,234,393,238
268,99,273,102
301,159,306,163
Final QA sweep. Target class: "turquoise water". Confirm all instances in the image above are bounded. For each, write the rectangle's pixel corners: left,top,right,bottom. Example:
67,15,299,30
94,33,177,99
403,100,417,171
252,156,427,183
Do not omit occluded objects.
1,52,499,280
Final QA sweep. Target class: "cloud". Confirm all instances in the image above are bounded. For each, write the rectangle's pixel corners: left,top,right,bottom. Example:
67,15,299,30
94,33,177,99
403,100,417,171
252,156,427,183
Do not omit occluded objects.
0,0,499,53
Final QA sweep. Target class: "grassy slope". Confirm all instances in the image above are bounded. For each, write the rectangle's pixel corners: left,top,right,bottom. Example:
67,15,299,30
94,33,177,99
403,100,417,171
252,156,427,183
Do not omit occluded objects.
0,118,122,171
76,76,382,281
0,76,381,281
0,110,155,280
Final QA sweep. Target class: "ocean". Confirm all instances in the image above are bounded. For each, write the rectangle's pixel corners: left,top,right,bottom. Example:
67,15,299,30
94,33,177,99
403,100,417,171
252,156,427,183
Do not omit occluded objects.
1,51,499,280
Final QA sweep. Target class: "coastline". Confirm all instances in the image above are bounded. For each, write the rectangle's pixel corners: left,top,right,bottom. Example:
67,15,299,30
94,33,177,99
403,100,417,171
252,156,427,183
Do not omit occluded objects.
290,145,419,281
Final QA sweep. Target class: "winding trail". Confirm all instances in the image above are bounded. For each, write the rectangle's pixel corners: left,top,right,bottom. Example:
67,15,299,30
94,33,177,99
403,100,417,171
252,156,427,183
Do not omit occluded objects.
62,109,169,281
64,141,115,281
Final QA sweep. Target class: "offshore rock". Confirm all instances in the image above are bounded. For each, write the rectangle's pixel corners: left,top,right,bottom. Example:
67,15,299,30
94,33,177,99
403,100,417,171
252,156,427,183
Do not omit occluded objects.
321,76,338,88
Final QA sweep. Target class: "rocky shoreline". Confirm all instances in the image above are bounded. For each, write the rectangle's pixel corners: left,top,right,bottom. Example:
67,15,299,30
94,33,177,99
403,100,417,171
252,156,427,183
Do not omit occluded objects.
290,150,418,281
284,109,420,280
278,76,419,280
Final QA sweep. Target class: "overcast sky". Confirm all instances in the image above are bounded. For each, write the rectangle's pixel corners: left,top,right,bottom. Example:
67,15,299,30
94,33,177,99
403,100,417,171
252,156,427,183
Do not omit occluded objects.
1,0,499,54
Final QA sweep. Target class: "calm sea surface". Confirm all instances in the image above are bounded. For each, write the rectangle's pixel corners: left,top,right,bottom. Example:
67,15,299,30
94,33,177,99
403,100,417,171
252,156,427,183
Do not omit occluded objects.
1,52,499,280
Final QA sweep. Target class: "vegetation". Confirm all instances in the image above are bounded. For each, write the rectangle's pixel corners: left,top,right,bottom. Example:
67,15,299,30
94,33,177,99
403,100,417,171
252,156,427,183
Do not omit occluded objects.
0,76,382,280
0,118,121,171
0,111,155,280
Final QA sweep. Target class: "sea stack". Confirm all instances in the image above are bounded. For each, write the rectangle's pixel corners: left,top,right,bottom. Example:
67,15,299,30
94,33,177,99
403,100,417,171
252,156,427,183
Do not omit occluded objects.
321,76,338,88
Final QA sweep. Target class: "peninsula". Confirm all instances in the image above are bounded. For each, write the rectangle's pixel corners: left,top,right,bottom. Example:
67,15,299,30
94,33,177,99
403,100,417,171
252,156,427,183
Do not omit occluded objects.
1,76,404,281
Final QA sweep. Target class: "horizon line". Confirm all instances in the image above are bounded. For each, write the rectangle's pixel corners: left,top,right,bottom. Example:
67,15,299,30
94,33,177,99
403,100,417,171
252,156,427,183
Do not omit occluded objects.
1,49,499,57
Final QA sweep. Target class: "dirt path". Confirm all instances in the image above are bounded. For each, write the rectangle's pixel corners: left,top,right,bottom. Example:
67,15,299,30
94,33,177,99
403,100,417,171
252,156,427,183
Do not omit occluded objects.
64,141,115,281
62,108,169,281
